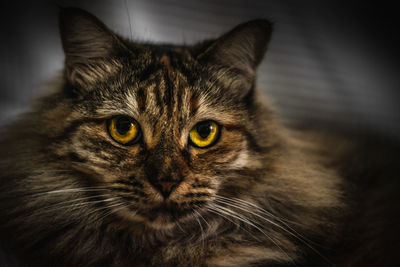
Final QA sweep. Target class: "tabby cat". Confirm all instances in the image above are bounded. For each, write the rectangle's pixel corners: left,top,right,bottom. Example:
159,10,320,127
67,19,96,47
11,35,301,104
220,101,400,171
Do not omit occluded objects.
0,7,399,267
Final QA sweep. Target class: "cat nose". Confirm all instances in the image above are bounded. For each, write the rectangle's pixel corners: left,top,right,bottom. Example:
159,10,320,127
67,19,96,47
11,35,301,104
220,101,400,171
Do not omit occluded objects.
152,180,181,199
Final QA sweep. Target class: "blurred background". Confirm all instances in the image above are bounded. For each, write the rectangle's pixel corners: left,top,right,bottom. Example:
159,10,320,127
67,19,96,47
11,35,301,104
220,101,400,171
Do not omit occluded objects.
0,0,399,140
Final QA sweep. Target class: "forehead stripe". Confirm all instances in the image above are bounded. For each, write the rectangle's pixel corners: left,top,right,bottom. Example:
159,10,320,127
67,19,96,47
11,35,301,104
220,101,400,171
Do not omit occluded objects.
160,54,172,73
136,87,146,111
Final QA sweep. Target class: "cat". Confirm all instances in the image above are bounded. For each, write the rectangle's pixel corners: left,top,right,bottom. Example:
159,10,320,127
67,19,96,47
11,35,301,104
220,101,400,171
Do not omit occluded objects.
0,7,399,267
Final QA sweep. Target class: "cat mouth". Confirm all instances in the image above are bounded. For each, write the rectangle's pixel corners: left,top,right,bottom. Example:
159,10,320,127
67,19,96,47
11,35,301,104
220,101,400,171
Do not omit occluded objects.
137,203,192,221
133,201,204,228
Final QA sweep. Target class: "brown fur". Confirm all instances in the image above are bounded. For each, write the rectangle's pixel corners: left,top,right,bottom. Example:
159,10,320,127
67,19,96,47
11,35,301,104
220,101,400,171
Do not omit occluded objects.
0,7,399,267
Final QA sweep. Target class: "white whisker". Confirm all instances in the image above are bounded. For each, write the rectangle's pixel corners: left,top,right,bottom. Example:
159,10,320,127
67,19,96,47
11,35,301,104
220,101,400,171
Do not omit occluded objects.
193,209,206,249
215,198,305,240
43,188,110,195
215,195,320,246
216,196,324,243
193,209,210,228
91,202,128,222
40,194,113,210
32,197,120,216
25,187,111,199
175,219,187,234
207,206,261,242
209,203,296,265
214,196,333,266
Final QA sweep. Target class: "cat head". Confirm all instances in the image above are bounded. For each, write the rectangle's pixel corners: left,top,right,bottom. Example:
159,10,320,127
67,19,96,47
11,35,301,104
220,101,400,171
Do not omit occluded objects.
36,7,274,230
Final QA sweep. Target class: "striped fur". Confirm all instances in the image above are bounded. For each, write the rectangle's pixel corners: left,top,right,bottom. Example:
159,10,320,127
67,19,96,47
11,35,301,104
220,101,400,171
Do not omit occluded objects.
0,7,350,267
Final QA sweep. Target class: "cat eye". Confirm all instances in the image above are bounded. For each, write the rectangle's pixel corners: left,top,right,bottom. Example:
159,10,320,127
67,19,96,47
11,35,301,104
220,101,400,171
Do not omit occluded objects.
189,121,220,148
107,116,141,145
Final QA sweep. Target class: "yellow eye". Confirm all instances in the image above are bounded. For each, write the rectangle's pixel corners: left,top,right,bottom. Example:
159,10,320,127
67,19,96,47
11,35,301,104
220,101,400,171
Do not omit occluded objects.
189,121,220,148
107,116,141,145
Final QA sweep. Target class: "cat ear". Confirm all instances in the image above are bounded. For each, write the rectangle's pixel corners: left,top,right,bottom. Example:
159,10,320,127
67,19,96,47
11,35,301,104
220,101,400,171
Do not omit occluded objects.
59,7,128,89
197,20,272,97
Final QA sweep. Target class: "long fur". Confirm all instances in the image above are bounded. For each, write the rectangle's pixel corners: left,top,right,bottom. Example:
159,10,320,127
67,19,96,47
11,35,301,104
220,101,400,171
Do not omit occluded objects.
0,7,399,267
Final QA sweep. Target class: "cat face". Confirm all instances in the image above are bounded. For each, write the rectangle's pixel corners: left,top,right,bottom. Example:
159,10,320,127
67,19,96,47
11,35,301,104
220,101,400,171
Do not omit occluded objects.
48,8,273,229
0,9,345,266
64,66,246,227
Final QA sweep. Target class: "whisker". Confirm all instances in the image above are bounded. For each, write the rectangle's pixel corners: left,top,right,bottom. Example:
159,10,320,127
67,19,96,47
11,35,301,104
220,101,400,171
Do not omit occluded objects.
215,198,307,241
24,187,111,198
210,203,270,236
215,196,333,266
104,204,130,219
32,197,120,216
90,202,128,222
175,219,187,234
192,209,205,248
123,0,133,40
193,209,210,228
215,195,320,246
206,208,244,232
216,196,326,245
209,203,296,265
206,206,261,242
216,196,319,245
43,188,110,195
39,193,114,209
215,195,295,223
30,169,73,174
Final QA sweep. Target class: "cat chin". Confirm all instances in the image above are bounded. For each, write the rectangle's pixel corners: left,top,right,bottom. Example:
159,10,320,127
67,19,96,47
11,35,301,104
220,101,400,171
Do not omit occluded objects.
114,203,196,230
143,211,200,231
125,212,185,231
146,218,177,230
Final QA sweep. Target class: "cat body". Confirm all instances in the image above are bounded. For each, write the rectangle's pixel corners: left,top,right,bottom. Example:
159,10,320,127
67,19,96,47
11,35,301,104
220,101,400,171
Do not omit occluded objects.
0,7,399,267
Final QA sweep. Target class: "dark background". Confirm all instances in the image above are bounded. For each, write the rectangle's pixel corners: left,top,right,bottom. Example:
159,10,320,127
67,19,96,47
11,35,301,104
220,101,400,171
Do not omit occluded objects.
0,0,399,140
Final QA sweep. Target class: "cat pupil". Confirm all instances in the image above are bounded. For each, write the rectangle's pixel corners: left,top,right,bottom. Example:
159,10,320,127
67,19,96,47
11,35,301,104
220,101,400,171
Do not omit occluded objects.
116,117,132,135
197,122,212,139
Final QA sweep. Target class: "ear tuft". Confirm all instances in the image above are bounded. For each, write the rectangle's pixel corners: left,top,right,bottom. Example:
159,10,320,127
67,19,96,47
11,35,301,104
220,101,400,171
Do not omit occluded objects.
196,20,272,99
199,19,273,75
59,7,127,88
